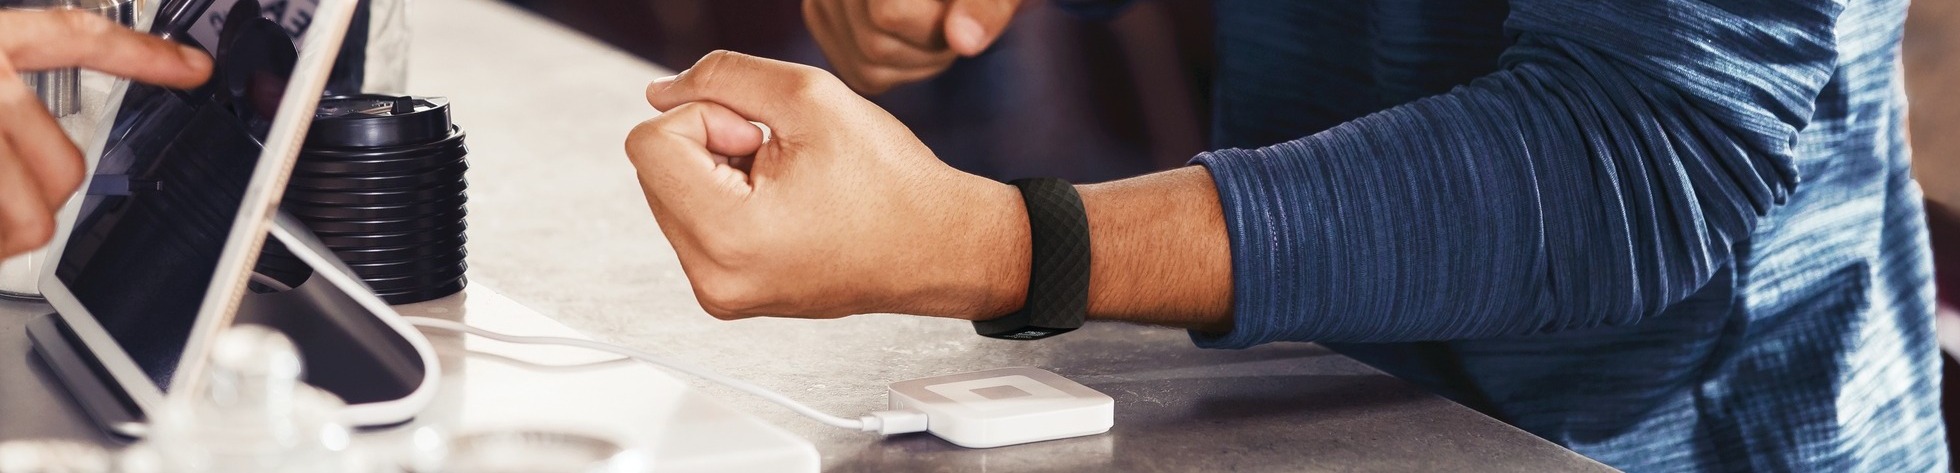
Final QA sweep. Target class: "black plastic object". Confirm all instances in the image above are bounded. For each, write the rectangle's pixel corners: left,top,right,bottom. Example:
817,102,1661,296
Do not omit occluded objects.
308,96,454,147
282,94,469,304
973,178,1090,340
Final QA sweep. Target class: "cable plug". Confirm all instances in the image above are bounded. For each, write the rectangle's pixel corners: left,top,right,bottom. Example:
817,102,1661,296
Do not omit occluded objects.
858,409,930,435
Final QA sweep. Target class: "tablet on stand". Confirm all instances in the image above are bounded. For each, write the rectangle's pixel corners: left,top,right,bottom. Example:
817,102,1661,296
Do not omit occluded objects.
25,0,438,438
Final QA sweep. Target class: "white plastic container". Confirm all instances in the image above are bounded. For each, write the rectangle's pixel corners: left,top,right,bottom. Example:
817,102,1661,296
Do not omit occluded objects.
364,0,411,94
0,251,44,300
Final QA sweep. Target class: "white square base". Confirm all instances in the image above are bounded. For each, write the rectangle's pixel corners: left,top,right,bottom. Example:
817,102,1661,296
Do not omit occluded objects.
889,367,1113,448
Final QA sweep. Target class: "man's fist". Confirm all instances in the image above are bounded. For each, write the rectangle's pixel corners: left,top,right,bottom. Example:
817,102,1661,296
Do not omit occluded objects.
803,0,1024,95
628,51,1029,320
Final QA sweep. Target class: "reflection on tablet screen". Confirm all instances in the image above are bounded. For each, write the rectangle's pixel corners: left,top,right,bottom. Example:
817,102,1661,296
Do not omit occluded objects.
53,0,320,392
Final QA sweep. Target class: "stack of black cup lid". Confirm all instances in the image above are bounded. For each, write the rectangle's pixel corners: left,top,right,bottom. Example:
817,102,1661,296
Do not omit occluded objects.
285,95,469,304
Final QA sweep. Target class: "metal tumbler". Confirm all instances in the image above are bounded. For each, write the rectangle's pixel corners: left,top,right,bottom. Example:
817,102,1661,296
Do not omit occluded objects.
4,0,136,117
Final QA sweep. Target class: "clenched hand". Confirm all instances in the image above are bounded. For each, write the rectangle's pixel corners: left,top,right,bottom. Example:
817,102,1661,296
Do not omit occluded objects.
627,51,1031,320
803,0,1024,95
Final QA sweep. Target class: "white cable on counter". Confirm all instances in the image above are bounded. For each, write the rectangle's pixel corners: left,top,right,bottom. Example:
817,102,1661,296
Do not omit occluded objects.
400,316,928,435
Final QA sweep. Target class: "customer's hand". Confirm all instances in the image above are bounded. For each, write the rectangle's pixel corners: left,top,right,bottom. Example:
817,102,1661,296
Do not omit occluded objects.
628,51,1029,320
0,11,212,258
803,0,1024,95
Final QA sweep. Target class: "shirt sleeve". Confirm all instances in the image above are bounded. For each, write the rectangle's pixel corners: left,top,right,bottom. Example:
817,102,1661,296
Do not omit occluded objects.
1192,0,1844,348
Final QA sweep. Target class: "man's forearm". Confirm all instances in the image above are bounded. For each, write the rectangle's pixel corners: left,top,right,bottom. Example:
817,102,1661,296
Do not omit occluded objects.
962,166,1234,332
1073,166,1234,332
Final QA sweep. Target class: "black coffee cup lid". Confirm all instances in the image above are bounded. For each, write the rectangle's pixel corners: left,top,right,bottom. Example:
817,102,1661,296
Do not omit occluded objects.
308,95,452,148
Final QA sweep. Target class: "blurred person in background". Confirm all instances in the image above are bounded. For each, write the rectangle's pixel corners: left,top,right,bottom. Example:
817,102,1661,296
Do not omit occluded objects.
1903,0,1960,464
625,0,1945,470
1906,0,1959,322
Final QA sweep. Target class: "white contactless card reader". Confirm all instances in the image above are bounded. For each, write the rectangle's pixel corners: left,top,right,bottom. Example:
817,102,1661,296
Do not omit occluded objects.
888,367,1114,448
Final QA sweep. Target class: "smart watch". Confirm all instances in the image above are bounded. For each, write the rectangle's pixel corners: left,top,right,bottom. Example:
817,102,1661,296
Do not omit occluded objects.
974,178,1090,340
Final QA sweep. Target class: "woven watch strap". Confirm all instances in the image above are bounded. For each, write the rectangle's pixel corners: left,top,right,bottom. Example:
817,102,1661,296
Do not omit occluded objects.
973,178,1090,340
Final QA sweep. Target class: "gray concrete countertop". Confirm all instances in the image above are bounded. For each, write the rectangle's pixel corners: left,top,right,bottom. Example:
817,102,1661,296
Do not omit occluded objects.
407,0,1611,471
0,1,1613,471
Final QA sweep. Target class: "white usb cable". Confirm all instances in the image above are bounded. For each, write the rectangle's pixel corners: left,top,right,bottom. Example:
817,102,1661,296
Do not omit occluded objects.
399,316,929,435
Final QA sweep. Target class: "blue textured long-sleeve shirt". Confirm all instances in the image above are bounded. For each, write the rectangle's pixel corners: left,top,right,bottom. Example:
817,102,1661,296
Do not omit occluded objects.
1058,0,1945,470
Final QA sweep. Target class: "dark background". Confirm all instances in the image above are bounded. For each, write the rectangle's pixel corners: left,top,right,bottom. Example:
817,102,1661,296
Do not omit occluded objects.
500,0,1214,183
498,0,1959,458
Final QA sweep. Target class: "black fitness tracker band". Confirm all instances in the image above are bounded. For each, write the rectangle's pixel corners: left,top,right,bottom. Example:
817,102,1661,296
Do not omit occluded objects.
974,178,1090,340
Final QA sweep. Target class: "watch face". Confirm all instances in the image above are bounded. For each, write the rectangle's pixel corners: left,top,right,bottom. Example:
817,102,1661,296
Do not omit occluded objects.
1001,329,1062,340
975,323,1077,341
973,306,1083,340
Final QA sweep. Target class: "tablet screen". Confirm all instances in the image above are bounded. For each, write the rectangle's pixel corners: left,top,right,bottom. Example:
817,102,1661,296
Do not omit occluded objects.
51,0,324,392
